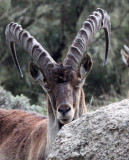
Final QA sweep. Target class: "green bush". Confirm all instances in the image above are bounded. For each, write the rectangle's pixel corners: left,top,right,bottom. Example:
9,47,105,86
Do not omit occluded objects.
0,86,47,115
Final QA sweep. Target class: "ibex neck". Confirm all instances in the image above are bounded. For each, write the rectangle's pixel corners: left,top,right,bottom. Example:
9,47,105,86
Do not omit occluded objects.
74,88,87,119
45,98,60,155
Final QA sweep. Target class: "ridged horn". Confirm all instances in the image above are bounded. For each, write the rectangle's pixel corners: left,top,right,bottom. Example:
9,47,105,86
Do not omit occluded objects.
5,22,56,77
63,8,111,71
124,45,129,55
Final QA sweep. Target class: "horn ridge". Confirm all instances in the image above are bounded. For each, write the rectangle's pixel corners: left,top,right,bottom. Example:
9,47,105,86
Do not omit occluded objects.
64,8,111,70
124,45,129,55
5,22,56,77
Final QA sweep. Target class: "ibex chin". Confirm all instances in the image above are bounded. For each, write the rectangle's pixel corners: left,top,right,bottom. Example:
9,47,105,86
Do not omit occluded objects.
0,8,111,160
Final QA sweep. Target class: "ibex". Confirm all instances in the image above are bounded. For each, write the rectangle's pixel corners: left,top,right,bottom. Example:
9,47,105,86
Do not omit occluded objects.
121,45,129,67
0,8,111,160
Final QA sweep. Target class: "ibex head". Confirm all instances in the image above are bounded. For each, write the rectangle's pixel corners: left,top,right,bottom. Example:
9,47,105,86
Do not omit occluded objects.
5,8,111,125
29,54,92,124
121,45,129,67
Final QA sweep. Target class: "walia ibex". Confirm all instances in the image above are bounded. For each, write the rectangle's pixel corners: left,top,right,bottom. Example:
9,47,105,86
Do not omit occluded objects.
0,8,111,160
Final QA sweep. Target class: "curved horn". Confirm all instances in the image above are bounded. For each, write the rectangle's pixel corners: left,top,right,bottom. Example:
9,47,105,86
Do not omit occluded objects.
5,22,56,77
124,45,129,55
63,8,111,71
120,49,128,66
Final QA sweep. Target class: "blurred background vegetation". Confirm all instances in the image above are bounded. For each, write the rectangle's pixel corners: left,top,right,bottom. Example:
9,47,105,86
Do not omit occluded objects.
0,0,129,112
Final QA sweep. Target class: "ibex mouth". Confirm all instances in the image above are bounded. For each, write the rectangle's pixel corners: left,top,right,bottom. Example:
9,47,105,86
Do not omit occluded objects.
59,118,73,125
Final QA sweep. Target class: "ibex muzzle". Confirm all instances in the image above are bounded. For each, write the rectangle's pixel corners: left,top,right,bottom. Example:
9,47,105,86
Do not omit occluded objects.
55,84,73,124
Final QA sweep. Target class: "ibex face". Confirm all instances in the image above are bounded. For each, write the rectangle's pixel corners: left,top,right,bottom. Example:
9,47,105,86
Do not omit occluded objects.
29,54,92,124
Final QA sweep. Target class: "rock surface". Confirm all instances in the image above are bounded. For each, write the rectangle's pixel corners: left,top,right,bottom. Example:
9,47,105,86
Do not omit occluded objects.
47,99,129,160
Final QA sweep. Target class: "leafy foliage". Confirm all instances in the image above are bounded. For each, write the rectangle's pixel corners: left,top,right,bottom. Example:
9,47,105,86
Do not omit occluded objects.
0,86,47,114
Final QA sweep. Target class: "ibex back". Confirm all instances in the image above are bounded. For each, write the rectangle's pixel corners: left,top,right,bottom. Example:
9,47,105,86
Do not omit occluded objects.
0,8,111,160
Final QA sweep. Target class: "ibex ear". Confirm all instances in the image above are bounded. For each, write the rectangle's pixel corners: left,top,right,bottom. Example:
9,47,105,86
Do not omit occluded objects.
80,54,93,80
28,62,44,83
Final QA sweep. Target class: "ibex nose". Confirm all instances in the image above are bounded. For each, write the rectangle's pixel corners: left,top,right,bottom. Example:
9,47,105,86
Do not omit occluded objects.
58,104,71,115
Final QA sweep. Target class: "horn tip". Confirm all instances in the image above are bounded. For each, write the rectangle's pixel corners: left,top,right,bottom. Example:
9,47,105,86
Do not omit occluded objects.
20,74,23,78
20,72,23,78
103,59,107,66
18,69,23,78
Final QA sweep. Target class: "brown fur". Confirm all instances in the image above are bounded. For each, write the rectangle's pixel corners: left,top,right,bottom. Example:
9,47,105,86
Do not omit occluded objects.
0,109,47,160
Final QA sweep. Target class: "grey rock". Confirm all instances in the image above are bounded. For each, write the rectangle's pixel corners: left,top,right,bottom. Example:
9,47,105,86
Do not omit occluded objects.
47,99,129,160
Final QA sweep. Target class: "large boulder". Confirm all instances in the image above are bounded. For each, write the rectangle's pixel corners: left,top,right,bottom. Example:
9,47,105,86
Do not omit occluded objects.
47,99,129,160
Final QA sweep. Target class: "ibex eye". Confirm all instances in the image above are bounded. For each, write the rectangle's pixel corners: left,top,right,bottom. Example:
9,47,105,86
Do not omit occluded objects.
44,85,48,88
44,84,49,89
